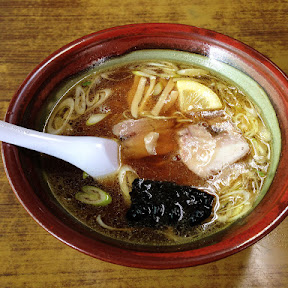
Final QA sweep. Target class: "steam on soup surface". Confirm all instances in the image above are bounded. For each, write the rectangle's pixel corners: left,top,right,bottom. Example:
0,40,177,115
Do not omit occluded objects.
42,57,271,246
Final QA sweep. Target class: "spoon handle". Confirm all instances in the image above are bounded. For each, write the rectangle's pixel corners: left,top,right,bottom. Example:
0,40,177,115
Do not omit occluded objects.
0,120,64,153
0,120,119,177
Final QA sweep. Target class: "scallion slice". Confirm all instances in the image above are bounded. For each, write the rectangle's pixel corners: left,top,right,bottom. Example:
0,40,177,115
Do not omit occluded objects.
82,81,92,87
86,113,108,126
82,171,90,179
75,186,112,206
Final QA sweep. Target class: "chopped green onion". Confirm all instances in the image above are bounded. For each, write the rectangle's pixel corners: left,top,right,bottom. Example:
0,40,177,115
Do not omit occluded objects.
82,171,90,179
82,81,92,87
132,70,153,78
258,170,265,177
177,68,208,77
86,113,108,126
75,186,112,206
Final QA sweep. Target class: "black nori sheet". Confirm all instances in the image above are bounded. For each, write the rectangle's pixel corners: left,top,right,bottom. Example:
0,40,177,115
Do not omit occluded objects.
126,179,214,228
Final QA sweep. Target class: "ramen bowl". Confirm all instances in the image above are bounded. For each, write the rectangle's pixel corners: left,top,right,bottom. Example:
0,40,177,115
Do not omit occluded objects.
2,23,288,269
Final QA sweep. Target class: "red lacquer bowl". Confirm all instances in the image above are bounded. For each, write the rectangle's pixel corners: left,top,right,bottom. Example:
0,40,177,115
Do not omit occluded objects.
2,24,288,269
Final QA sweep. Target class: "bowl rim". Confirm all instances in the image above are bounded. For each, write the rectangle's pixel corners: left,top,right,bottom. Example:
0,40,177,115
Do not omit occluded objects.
2,23,288,269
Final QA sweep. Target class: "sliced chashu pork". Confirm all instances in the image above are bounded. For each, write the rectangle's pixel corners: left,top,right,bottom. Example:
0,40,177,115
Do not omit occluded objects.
112,118,175,139
178,122,250,178
113,118,176,158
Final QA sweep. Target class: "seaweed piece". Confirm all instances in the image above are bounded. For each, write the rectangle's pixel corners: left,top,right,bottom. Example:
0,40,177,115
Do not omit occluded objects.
126,179,214,228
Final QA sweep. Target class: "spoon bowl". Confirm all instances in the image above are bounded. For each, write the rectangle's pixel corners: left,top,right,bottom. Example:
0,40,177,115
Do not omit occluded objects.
0,121,119,178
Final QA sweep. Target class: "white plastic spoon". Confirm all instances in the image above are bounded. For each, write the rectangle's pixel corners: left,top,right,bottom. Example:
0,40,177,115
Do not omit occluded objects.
0,120,120,178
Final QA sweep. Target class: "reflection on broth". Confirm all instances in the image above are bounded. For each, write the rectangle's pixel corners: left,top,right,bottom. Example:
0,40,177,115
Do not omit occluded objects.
42,55,272,246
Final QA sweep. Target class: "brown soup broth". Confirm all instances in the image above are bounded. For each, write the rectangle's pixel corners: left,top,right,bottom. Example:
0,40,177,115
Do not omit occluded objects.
42,59,271,246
